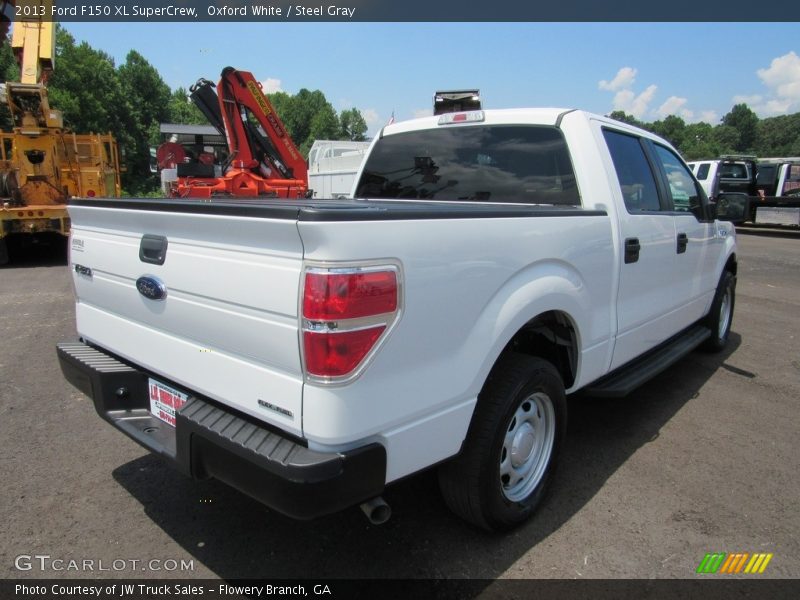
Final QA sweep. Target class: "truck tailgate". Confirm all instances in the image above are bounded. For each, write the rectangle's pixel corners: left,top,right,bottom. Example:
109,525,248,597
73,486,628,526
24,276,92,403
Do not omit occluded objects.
68,201,304,436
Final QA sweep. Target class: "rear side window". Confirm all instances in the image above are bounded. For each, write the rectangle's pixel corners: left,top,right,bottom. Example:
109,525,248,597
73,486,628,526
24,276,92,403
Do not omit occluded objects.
355,125,580,205
720,163,748,179
602,129,661,212
696,164,710,180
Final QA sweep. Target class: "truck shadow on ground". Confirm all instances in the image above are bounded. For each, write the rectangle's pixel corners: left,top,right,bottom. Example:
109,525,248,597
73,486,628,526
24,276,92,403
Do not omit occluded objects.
1,234,68,268
112,335,741,582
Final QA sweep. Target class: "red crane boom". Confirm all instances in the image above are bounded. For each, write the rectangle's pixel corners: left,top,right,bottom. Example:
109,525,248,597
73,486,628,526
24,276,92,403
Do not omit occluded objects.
169,67,308,199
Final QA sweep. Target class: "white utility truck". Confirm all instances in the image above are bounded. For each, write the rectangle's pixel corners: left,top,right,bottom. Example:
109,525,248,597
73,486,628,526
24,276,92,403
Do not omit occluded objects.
307,140,371,198
58,109,739,531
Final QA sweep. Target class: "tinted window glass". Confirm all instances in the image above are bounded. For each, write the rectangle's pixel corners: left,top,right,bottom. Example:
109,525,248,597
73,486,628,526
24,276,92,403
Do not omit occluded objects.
696,164,710,180
602,129,661,212
355,125,580,205
756,164,776,186
720,163,748,179
652,144,703,213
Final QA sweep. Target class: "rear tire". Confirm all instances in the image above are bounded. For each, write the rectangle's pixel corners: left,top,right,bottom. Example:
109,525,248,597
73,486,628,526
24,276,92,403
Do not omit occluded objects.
0,238,8,266
438,354,567,531
702,270,735,353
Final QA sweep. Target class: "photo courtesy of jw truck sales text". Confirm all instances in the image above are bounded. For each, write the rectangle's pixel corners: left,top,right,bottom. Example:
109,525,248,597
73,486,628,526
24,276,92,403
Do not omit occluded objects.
15,583,331,597
58,108,738,531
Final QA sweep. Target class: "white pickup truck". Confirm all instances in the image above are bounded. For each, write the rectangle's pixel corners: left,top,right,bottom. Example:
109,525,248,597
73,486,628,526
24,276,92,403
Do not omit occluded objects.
57,109,738,531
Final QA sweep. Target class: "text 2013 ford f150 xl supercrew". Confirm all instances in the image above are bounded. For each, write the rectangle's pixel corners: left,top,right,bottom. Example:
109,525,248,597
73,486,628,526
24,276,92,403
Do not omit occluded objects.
57,109,738,531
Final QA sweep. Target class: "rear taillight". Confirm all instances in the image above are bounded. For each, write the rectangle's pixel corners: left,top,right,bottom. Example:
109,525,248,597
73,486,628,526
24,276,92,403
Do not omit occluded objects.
303,270,397,320
301,265,401,382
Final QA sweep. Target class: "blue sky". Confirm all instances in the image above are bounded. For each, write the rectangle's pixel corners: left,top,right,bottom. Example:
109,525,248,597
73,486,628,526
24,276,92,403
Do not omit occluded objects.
64,22,800,136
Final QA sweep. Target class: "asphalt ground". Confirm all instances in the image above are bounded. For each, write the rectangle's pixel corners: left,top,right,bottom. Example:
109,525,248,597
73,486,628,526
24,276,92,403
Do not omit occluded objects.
0,228,798,585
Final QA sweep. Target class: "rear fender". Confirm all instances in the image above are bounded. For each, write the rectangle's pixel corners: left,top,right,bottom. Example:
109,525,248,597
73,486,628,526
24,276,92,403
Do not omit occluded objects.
464,259,594,396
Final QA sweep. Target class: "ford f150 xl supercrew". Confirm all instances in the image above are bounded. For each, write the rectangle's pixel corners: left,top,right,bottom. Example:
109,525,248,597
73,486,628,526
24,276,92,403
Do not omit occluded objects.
57,109,738,531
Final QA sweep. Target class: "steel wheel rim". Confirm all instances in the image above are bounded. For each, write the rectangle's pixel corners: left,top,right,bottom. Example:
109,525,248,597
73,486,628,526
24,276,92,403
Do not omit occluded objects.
719,287,731,338
499,391,556,502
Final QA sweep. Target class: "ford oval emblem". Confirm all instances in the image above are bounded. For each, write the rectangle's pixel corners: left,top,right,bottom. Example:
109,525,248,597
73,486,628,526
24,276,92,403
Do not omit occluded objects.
136,276,167,301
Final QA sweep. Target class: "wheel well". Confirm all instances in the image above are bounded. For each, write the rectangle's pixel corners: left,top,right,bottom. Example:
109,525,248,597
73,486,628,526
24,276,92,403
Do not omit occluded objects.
725,253,737,276
500,311,577,388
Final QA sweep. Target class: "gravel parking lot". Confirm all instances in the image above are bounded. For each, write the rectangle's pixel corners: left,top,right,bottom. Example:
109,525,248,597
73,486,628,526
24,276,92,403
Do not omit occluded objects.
1,229,798,583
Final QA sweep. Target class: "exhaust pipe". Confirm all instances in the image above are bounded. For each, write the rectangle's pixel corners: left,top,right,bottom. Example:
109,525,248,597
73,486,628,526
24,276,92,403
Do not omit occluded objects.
360,496,391,525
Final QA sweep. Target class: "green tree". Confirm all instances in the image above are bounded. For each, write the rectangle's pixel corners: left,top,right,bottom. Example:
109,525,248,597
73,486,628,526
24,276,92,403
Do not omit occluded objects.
339,108,368,141
711,125,740,155
754,114,800,157
305,104,339,155
721,103,759,152
608,111,645,128
0,33,19,130
167,87,207,126
117,50,171,188
680,122,719,159
48,28,129,138
650,115,686,149
268,88,341,155
266,90,292,126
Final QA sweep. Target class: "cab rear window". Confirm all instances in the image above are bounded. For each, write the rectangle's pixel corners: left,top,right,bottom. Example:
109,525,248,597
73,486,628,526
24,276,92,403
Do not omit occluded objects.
355,125,580,205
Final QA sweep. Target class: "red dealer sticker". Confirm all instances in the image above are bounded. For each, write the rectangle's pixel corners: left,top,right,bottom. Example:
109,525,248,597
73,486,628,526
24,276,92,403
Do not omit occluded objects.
148,378,189,427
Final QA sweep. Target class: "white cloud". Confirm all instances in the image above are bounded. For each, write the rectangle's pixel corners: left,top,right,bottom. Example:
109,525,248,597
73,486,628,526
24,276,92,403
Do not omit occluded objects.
656,96,690,119
260,78,282,94
600,67,714,122
361,108,380,126
732,94,764,106
698,110,719,124
612,84,657,119
764,98,794,114
733,52,800,116
412,108,431,119
757,51,800,104
599,67,637,92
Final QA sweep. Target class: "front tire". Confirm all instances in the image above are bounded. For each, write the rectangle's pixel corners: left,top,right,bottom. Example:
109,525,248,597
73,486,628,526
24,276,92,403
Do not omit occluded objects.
702,270,735,352
438,354,567,531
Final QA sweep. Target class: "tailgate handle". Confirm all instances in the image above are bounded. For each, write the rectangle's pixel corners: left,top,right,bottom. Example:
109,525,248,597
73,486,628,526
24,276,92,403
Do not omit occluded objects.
139,235,168,265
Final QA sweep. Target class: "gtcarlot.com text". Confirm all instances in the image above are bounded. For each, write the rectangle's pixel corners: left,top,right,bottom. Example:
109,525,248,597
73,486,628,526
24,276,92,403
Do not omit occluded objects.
14,554,195,573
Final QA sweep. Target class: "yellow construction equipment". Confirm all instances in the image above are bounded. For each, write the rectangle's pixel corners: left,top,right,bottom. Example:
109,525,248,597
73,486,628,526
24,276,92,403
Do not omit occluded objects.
1,1,122,264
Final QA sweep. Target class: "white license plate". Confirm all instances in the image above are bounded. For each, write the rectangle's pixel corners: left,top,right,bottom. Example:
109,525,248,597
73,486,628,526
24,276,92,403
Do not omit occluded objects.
148,378,189,427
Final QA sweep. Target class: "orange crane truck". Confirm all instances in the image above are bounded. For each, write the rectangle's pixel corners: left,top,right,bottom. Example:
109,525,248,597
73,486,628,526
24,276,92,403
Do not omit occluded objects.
160,67,308,199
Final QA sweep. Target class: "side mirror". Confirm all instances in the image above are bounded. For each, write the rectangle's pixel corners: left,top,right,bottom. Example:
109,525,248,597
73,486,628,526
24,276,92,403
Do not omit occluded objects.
713,192,748,224
707,201,717,221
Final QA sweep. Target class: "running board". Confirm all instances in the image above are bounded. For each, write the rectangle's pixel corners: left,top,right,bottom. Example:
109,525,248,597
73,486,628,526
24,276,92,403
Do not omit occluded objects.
584,325,712,398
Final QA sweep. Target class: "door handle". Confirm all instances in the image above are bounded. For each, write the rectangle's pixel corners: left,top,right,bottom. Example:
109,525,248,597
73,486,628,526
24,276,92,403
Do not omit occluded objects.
624,237,641,264
677,232,688,254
